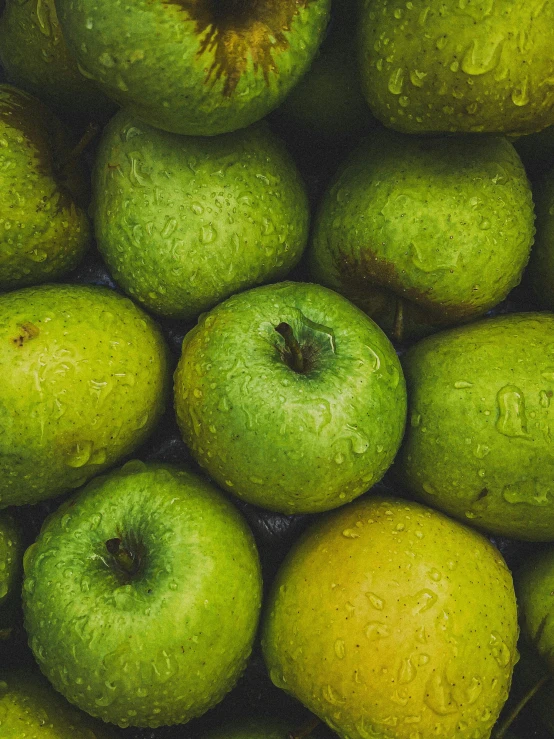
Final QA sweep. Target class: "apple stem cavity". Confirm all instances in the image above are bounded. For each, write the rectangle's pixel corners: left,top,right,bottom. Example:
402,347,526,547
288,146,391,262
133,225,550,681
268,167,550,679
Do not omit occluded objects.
105,537,141,579
275,322,307,373
288,716,322,739
493,672,551,738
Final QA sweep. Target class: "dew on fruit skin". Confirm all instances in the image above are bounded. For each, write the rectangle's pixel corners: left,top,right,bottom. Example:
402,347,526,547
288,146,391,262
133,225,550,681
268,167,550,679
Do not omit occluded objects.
334,639,346,659
366,621,390,641
424,672,459,716
65,440,93,468
489,631,511,667
474,444,490,459
342,528,360,539
454,380,473,389
388,68,405,95
366,592,384,610
412,589,438,615
540,390,552,408
496,385,529,438
322,684,346,705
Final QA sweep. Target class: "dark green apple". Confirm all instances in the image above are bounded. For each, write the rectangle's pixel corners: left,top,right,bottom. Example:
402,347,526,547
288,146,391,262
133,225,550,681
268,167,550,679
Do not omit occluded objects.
396,312,554,540
526,166,554,308
274,0,375,143
0,284,170,508
310,130,534,340
262,496,519,739
174,281,407,514
54,0,331,135
0,85,91,290
23,461,262,728
0,512,21,636
0,0,114,122
0,669,117,738
359,0,554,135
93,110,309,320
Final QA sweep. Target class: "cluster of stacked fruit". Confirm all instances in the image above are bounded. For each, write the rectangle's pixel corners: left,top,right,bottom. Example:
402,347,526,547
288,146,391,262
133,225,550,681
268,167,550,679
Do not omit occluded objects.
2,1,554,738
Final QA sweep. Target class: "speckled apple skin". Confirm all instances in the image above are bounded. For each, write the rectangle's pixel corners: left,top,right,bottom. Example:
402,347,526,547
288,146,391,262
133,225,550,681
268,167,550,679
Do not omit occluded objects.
22,462,263,728
262,496,518,739
0,85,91,289
0,0,113,120
0,669,118,738
174,282,407,514
0,284,170,508
359,0,554,135
54,0,331,135
310,132,534,338
93,111,309,320
396,312,554,540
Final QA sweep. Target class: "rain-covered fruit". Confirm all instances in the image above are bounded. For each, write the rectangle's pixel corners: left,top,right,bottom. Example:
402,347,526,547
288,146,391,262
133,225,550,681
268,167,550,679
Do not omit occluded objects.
310,130,534,340
0,0,114,122
526,165,554,308
23,462,262,728
0,85,91,290
396,312,554,540
358,0,554,135
93,111,309,320
0,513,21,633
0,668,119,738
0,284,169,508
274,0,374,143
174,281,407,514
53,0,331,136
262,496,519,739
515,547,554,673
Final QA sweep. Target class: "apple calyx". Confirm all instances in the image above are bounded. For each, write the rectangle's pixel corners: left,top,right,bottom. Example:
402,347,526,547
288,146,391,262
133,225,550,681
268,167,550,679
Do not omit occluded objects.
105,537,142,580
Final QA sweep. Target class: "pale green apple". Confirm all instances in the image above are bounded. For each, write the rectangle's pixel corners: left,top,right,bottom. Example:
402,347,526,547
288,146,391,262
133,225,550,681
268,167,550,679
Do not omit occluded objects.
0,669,117,738
0,284,170,508
310,130,534,339
396,312,554,540
0,85,91,289
54,0,331,135
262,496,519,739
0,0,114,121
359,0,554,135
23,461,262,728
174,281,406,514
93,111,309,320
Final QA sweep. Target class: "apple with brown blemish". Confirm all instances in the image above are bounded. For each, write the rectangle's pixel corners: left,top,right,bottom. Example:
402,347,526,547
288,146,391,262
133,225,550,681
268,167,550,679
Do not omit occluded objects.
53,0,331,135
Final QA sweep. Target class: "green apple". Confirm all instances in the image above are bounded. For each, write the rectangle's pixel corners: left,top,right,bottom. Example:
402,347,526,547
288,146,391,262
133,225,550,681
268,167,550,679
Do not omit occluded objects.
0,85,91,290
358,0,554,135
0,0,114,122
53,0,331,136
262,496,519,739
0,669,118,738
0,512,21,635
174,281,407,514
526,167,554,308
0,284,170,508
23,461,262,728
396,312,554,540
310,130,534,340
93,110,309,320
274,0,375,143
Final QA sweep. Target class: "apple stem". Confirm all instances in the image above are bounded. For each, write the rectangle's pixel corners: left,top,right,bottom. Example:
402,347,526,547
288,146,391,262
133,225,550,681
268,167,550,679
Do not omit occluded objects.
288,716,321,739
105,537,137,576
493,672,551,738
56,122,100,174
276,322,305,373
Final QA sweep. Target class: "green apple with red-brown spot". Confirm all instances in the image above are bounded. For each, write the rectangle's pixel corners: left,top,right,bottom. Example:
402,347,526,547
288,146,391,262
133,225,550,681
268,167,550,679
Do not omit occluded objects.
53,0,330,135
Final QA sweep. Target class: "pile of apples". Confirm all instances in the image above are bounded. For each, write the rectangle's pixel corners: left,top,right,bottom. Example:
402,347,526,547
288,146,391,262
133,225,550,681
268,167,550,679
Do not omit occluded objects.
2,1,554,738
